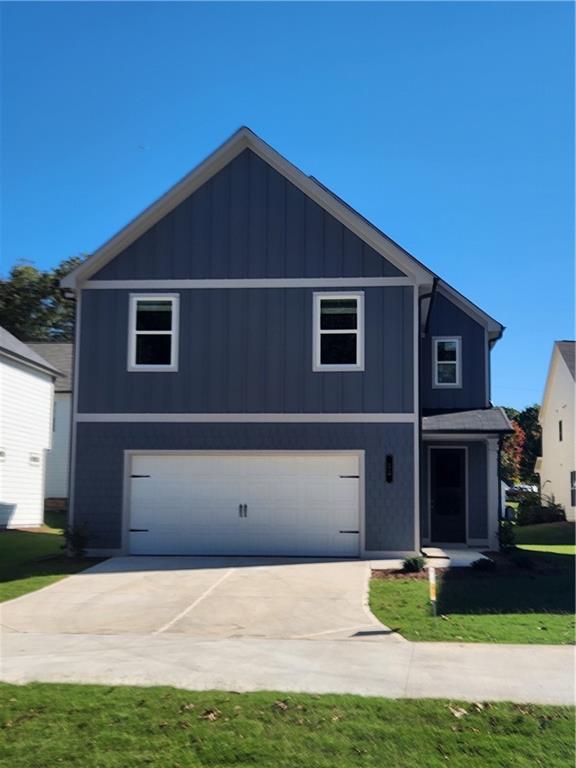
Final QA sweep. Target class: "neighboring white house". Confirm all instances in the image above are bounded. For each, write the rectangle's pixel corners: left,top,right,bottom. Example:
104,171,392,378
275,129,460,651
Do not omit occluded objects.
536,341,575,522
0,327,58,528
28,343,73,502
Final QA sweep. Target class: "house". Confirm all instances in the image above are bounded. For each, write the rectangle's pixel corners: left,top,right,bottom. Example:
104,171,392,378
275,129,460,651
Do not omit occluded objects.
61,127,512,557
536,341,575,521
0,327,58,528
28,343,73,507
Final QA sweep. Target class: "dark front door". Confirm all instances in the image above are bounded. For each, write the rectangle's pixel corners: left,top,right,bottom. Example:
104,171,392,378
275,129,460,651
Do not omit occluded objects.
430,448,466,543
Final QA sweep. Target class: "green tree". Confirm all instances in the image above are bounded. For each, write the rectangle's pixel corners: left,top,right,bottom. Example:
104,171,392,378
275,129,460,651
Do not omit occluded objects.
515,404,541,485
0,256,84,341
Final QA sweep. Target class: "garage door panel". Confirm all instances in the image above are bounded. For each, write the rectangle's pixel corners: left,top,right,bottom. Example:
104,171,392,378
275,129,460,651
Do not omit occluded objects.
129,453,360,556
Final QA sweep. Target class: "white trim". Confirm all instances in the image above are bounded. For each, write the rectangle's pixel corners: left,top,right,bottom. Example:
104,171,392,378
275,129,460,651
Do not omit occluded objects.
61,127,433,290
0,350,57,380
76,412,416,423
127,294,179,372
427,445,469,545
84,277,412,290
312,292,365,372
432,336,462,388
486,437,500,550
122,449,365,557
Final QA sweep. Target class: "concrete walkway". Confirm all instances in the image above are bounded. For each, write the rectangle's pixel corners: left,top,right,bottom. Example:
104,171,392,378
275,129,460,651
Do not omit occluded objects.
0,557,573,704
1,632,573,704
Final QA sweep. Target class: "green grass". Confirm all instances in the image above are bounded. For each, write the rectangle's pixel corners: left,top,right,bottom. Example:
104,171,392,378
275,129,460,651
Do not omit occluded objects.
0,512,98,603
0,684,573,768
515,521,575,555
370,523,575,644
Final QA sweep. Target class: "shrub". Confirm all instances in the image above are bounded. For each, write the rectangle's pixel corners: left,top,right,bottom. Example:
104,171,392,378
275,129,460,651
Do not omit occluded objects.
403,556,425,573
62,524,89,558
471,557,496,572
516,492,566,526
498,520,516,552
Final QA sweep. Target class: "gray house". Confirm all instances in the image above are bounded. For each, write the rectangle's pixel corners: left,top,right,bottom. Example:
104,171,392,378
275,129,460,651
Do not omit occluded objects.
62,128,512,558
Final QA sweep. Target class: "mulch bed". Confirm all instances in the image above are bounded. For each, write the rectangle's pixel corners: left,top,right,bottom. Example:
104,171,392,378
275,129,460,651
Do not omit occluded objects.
372,550,568,581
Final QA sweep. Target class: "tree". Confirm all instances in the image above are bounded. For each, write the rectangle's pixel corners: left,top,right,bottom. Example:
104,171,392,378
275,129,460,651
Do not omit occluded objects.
0,256,84,341
500,420,525,486
515,405,541,485
498,404,542,486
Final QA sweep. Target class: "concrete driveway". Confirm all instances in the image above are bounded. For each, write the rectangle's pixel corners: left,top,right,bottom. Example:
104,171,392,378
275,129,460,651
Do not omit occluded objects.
0,556,390,640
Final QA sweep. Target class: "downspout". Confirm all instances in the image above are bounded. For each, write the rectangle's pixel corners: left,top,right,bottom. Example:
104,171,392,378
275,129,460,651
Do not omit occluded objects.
417,277,439,550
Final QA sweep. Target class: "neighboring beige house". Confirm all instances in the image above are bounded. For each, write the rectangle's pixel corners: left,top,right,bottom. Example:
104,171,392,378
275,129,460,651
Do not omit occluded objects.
536,341,575,521
28,343,73,505
0,328,58,527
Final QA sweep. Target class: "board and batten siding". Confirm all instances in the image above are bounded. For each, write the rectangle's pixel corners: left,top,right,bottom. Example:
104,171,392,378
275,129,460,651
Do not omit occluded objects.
78,286,414,414
73,422,415,552
0,357,53,527
421,292,488,412
90,149,406,282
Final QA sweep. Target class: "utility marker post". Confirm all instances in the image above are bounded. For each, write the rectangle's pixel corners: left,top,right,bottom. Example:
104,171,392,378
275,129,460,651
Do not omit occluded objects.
428,566,437,617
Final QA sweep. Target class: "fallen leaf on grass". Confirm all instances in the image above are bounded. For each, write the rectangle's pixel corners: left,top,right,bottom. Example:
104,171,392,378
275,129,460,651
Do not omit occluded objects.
449,706,468,719
199,708,221,722
274,700,289,711
179,703,196,712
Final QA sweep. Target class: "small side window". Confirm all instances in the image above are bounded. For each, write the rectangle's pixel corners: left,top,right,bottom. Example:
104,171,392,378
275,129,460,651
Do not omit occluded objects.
559,420,563,442
313,293,364,372
128,295,179,372
433,337,461,388
571,471,575,508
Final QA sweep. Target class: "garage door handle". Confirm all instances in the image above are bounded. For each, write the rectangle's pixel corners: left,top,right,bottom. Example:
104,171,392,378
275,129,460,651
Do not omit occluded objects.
238,504,248,518
130,528,149,533
131,475,151,479
339,475,359,479
340,530,359,534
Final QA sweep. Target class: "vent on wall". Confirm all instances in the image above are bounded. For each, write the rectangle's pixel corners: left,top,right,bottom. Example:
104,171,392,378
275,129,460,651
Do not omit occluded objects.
29,453,41,466
0,448,5,462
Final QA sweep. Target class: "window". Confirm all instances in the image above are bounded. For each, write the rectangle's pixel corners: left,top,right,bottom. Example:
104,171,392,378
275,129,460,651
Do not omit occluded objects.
433,337,461,387
559,420,563,442
128,295,179,371
313,293,364,371
571,471,575,508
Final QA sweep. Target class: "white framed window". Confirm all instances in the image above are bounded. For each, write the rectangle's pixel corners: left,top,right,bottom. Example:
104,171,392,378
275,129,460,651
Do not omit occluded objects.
313,292,364,372
432,337,461,387
128,294,179,372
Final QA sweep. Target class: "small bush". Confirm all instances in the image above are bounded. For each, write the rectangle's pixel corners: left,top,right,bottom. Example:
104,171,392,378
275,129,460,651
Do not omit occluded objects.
471,557,496,572
498,520,516,552
403,556,425,573
62,524,89,558
515,492,566,526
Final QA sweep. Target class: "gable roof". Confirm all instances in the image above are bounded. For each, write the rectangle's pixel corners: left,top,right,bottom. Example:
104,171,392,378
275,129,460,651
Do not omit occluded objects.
539,340,575,423
422,407,513,434
60,127,503,340
27,343,73,392
0,327,59,377
556,340,575,379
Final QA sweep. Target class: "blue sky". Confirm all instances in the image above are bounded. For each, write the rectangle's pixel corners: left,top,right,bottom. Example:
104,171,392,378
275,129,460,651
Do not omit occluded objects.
1,2,573,410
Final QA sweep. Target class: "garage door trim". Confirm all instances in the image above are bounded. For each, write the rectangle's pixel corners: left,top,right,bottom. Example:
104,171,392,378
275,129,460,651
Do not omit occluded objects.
121,450,365,557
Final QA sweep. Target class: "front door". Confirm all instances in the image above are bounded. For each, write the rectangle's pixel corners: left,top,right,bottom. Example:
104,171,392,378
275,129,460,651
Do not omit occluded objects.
430,448,466,543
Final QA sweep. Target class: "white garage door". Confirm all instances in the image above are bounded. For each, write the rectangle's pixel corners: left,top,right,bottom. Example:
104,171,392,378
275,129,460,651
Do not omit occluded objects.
128,453,360,557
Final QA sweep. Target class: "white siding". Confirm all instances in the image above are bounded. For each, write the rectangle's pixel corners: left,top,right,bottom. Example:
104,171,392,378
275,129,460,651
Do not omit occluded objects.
538,351,575,521
45,392,72,498
0,356,54,527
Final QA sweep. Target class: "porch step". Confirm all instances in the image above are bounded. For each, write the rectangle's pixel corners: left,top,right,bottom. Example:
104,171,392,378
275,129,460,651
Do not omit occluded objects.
421,547,492,568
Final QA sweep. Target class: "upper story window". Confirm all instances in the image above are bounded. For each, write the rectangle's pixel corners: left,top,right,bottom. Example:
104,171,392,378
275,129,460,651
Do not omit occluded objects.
559,420,563,441
313,293,364,372
128,294,179,372
433,337,461,388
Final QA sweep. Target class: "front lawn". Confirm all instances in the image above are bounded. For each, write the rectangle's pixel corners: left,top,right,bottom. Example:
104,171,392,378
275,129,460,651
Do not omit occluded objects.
0,684,573,768
370,523,575,644
0,512,99,603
